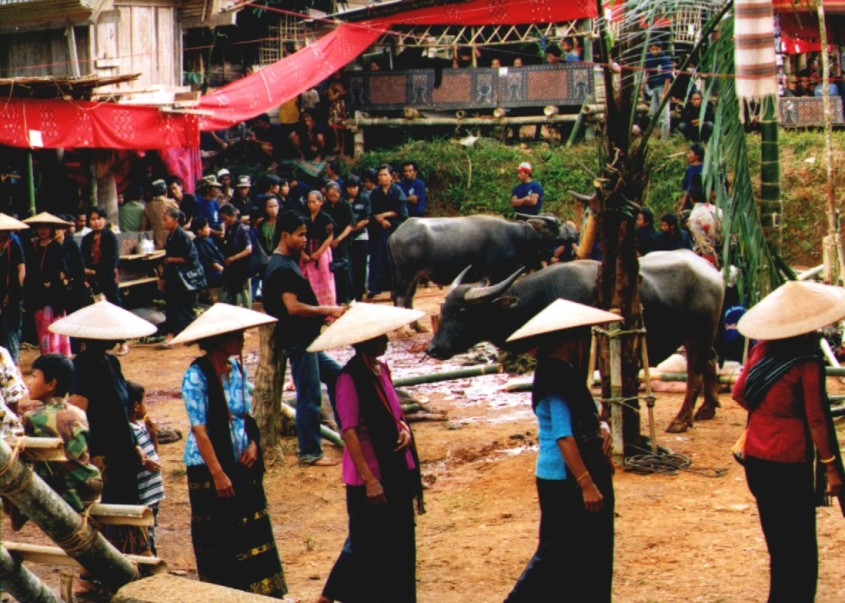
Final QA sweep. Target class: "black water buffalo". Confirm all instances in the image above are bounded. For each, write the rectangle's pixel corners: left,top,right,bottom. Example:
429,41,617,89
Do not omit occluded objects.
389,215,573,312
427,250,725,433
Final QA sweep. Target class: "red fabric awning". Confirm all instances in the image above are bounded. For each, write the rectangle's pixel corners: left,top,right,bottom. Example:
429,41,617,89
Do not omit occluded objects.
0,98,199,149
198,0,598,131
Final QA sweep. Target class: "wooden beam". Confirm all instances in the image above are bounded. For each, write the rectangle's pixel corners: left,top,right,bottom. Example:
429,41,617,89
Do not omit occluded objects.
3,543,166,574
3,436,68,462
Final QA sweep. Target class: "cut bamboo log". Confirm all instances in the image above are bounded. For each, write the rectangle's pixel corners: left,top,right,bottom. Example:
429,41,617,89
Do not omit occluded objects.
279,402,344,448
3,543,166,574
392,363,502,387
406,413,449,422
3,436,67,462
0,545,60,603
88,503,154,527
0,437,140,589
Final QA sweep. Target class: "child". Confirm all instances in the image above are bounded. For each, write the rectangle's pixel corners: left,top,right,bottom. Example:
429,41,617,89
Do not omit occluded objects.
10,354,102,529
127,381,165,556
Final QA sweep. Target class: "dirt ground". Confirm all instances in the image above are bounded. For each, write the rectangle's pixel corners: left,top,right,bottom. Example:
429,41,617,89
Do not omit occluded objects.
5,286,845,603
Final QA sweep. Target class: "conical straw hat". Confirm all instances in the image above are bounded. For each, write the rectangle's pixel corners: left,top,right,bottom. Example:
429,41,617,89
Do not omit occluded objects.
307,303,425,352
0,213,29,231
170,303,277,345
23,212,73,226
49,300,157,340
738,280,845,340
506,299,622,343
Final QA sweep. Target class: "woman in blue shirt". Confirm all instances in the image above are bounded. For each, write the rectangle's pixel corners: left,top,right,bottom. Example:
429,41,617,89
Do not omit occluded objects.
504,299,618,602
172,303,287,598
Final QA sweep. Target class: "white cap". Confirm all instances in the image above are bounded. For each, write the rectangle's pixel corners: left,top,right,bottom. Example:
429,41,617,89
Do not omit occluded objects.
518,162,532,172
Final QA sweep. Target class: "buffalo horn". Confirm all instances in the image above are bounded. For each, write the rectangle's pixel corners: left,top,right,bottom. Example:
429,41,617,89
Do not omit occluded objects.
448,265,473,293
569,190,595,204
464,267,526,302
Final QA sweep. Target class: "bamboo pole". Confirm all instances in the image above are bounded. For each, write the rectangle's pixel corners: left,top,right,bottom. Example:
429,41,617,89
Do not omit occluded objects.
279,402,344,448
353,115,580,127
609,321,624,463
0,437,140,590
0,545,60,603
392,363,502,387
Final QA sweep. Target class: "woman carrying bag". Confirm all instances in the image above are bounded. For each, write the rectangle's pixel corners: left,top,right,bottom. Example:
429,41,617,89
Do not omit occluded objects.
733,281,845,603
170,303,288,598
160,207,204,348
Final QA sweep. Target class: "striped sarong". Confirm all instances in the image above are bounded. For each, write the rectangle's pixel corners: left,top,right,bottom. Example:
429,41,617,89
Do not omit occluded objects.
187,465,287,597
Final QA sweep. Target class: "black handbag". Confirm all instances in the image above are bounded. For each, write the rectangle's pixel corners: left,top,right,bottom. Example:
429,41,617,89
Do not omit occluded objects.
248,228,269,276
176,264,206,292
329,258,349,274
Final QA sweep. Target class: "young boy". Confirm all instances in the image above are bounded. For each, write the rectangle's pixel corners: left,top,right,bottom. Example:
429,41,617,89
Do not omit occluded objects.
127,381,165,556
192,216,225,302
12,354,102,528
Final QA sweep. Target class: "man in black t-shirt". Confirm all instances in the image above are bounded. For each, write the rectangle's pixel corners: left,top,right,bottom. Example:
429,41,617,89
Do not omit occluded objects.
263,211,345,465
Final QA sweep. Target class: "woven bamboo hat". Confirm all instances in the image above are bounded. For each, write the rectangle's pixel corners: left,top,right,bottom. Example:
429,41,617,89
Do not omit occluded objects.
307,303,425,352
170,303,277,345
506,299,622,343
49,300,157,340
0,213,29,231
737,280,845,340
23,212,73,227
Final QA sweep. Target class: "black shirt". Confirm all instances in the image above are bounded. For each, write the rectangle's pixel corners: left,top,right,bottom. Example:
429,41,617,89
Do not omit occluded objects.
322,200,355,260
263,252,323,348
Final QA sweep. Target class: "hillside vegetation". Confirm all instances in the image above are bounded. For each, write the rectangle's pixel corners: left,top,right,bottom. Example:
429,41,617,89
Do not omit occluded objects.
350,130,845,265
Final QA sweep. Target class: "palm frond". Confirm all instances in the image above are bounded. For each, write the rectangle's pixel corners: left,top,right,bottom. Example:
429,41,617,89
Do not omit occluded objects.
700,11,785,305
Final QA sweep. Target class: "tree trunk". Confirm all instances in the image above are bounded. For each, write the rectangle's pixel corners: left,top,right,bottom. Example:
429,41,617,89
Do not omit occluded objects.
0,438,139,590
253,323,287,463
94,150,119,225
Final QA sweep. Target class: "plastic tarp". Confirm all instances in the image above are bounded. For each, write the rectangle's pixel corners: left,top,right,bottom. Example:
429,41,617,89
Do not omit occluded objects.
197,0,598,131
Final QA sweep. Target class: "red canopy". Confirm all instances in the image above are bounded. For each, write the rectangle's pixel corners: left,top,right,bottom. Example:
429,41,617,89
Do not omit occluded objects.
0,98,199,150
198,0,598,131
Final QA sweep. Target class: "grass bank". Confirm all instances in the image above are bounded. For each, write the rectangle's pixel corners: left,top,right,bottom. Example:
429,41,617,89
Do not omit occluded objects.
348,130,845,265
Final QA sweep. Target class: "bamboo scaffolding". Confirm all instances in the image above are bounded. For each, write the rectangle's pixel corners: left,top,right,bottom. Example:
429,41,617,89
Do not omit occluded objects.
0,545,60,603
0,437,140,590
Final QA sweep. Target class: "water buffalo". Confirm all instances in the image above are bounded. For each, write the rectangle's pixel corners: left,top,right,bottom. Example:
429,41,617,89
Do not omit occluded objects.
389,215,574,313
427,250,725,433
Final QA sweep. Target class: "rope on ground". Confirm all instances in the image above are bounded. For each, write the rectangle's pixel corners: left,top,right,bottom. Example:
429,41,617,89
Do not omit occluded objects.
622,444,729,478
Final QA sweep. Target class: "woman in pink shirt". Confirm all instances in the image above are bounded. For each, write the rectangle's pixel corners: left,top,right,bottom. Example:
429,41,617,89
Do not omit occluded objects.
309,303,425,603
733,281,845,603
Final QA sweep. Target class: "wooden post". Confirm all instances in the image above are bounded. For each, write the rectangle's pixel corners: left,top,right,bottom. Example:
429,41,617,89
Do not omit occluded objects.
0,545,60,603
353,111,365,159
608,320,624,463
253,323,286,463
0,437,140,590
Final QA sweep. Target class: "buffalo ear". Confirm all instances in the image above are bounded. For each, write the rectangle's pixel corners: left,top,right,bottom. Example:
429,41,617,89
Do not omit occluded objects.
493,295,518,310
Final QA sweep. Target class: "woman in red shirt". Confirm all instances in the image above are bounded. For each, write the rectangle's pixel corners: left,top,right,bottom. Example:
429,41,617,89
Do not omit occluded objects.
733,281,845,603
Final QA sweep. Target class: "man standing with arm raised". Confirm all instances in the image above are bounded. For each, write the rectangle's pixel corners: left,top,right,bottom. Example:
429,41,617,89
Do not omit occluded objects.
263,211,346,465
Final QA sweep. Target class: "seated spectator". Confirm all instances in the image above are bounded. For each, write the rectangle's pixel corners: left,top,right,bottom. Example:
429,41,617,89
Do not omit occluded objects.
6,354,102,530
490,58,503,68
196,175,223,235
118,184,145,233
561,38,581,63
191,217,224,292
247,113,284,167
217,169,233,205
782,75,800,97
635,208,657,256
654,213,693,251
678,143,705,213
453,43,480,68
290,112,326,161
398,161,427,218
677,91,714,143
324,160,344,192
545,45,562,65
797,70,814,97
814,80,840,97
